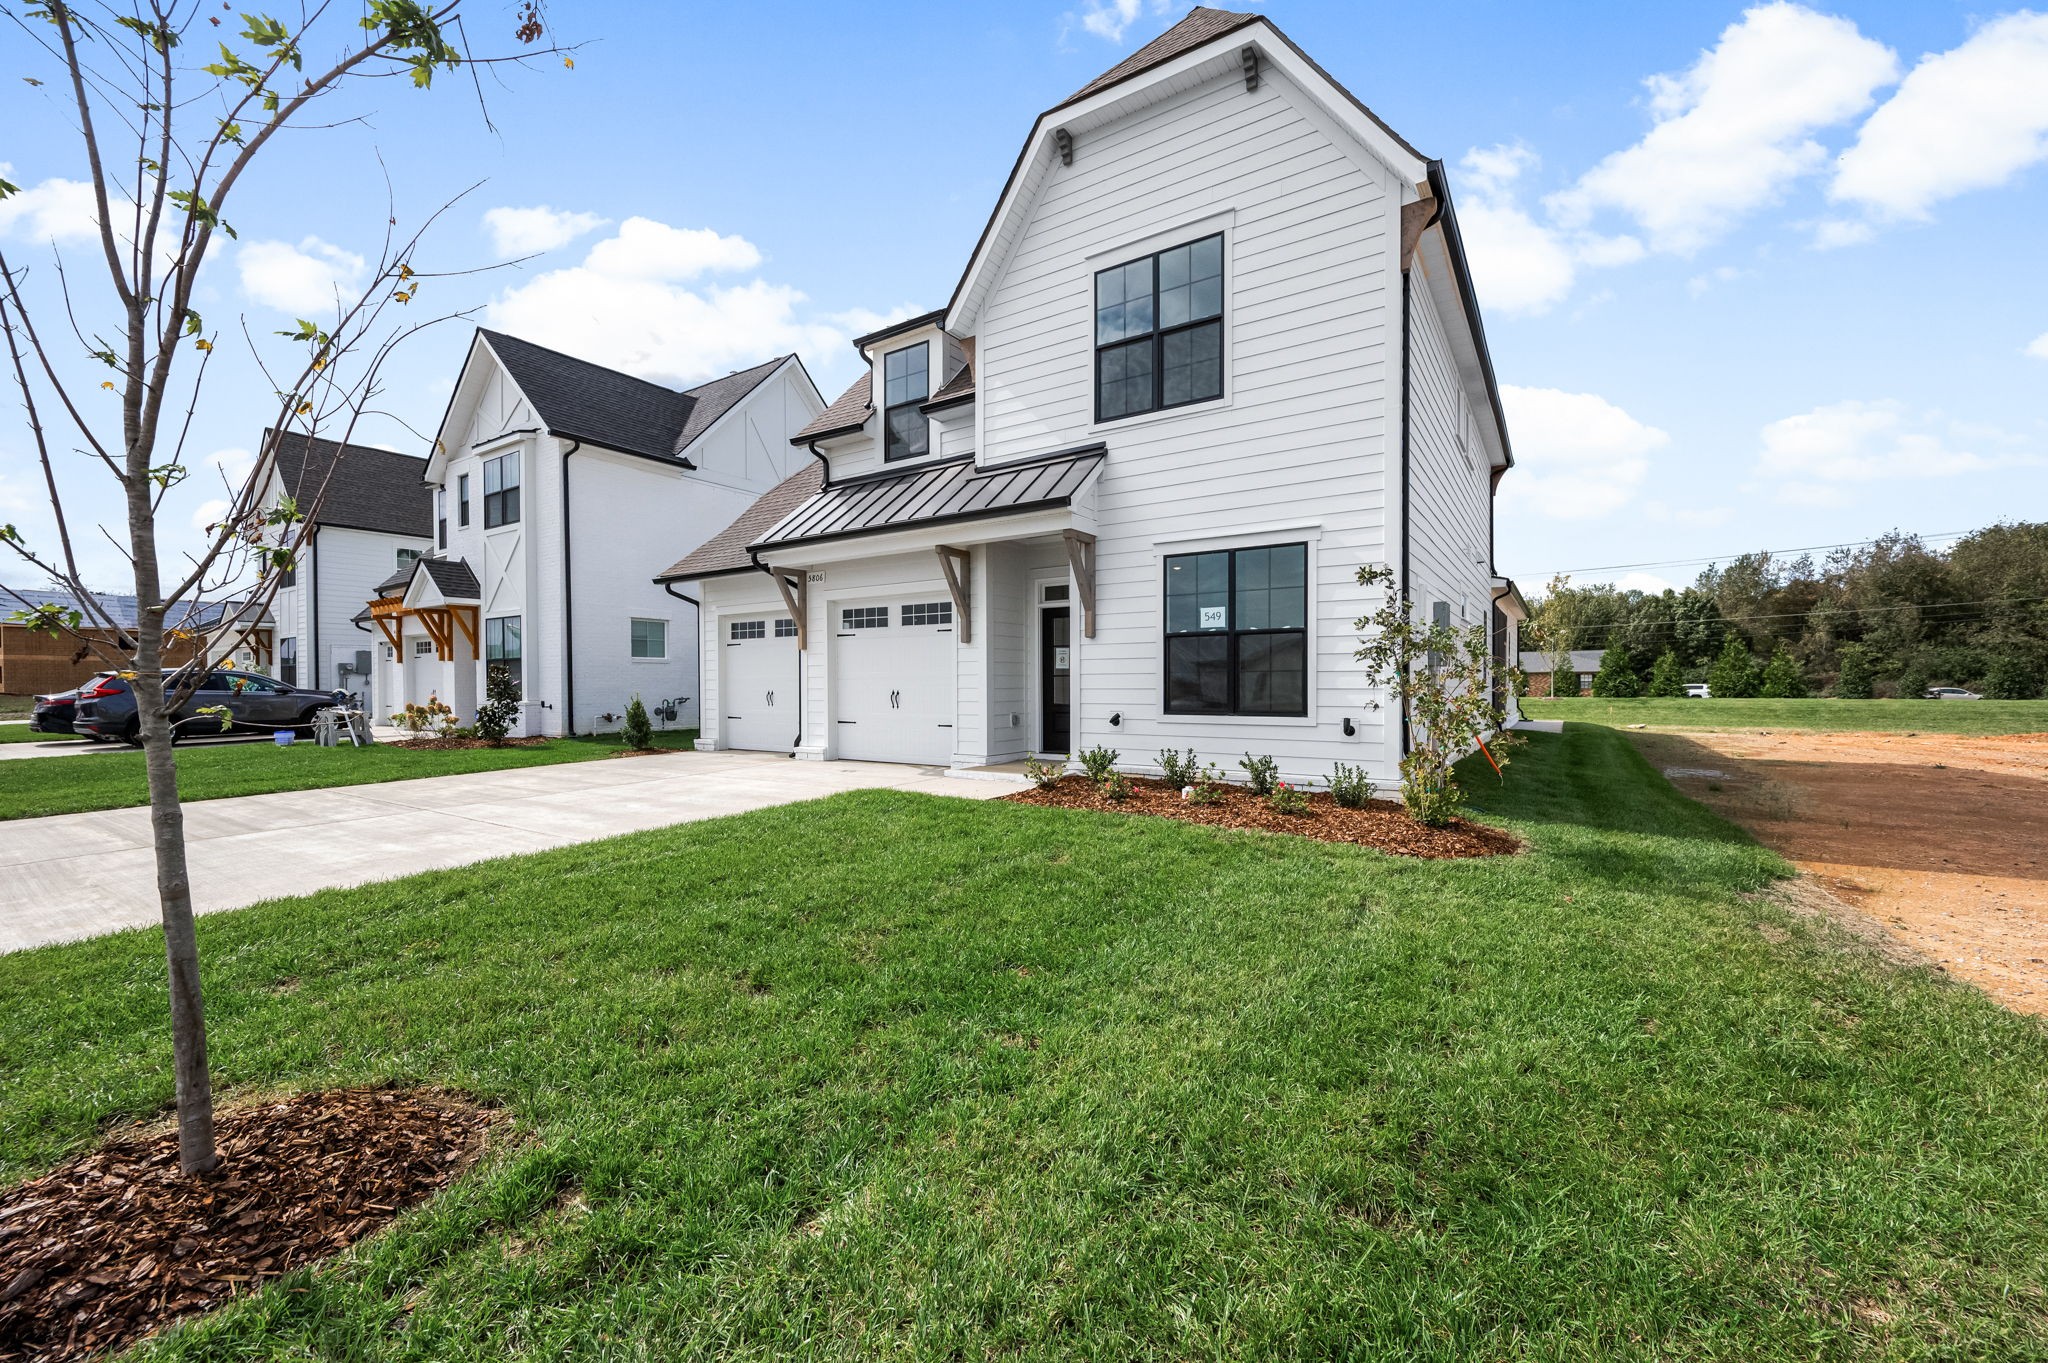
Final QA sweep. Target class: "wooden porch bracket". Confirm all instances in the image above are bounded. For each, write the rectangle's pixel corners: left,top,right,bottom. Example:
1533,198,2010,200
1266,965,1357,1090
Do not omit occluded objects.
449,604,479,657
935,545,972,644
1063,530,1097,639
769,567,808,652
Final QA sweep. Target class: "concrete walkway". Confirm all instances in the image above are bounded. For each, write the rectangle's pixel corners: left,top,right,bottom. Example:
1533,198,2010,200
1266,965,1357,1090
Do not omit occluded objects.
0,750,1006,953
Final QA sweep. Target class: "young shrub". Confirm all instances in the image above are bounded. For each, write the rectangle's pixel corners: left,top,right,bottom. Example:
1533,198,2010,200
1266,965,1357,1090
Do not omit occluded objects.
1351,564,1517,828
1590,648,1641,698
1707,636,1761,699
1186,762,1228,805
1833,643,1875,699
1269,780,1311,815
1757,643,1808,698
1983,652,2042,700
622,695,654,751
1329,761,1375,809
1078,745,1120,782
1157,747,1202,787
1646,650,1686,698
1238,752,1279,794
472,664,521,745
1023,756,1066,789
1098,769,1133,802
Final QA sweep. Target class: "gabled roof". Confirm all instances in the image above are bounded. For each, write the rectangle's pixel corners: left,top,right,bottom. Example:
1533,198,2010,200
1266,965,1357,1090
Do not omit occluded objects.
415,557,481,601
268,429,431,537
753,446,1104,554
791,371,873,444
1058,6,1260,108
476,330,793,464
655,463,825,582
925,363,975,408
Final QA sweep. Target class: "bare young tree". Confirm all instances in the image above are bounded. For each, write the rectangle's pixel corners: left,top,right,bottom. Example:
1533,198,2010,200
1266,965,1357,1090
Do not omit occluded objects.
0,0,562,1174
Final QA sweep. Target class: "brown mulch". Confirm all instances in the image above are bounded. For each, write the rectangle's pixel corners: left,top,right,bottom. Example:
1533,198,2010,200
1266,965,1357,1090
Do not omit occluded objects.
1003,775,1520,859
390,735,549,751
0,1087,501,1363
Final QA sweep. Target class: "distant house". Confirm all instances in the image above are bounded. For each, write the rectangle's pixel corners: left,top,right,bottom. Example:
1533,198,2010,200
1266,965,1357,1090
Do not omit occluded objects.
1518,649,1605,697
0,585,268,696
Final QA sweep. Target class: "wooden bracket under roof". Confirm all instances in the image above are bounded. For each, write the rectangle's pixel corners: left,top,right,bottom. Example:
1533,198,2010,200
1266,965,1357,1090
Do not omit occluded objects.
1062,530,1097,639
935,546,972,644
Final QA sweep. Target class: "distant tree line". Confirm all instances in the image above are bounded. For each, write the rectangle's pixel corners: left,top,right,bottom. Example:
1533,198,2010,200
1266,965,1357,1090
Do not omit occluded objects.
1524,522,2048,699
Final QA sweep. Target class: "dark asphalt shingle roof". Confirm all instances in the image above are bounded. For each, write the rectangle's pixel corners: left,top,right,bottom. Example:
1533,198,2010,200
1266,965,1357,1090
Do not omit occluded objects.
926,363,975,405
416,557,481,600
479,330,789,463
791,372,874,443
371,563,416,596
656,463,825,581
754,447,1104,553
269,429,431,537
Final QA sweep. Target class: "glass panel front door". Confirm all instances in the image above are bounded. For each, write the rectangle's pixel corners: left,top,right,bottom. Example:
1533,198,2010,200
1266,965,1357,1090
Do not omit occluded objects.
1041,607,1071,754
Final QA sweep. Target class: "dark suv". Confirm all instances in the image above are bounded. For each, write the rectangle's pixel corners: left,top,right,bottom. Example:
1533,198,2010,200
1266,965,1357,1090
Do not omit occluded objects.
73,668,349,744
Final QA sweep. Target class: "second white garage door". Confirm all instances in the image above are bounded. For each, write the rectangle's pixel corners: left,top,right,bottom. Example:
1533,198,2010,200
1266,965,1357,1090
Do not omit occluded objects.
718,614,798,752
832,598,957,766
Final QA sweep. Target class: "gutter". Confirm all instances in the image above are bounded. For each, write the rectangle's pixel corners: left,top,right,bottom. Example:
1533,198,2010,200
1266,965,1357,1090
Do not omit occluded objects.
805,440,832,491
560,439,581,735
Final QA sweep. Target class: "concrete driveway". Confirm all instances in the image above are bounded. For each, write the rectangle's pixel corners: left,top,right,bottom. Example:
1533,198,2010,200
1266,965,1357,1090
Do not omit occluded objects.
0,750,1010,954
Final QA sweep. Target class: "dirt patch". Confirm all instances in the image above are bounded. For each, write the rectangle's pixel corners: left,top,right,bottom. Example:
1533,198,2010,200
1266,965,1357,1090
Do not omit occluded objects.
0,1087,501,1362
1004,775,1520,859
389,735,550,751
1631,727,2048,1014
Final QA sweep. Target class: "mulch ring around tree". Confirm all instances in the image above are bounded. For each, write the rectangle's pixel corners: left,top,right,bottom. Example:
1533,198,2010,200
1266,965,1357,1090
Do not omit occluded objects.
1003,776,1521,859
0,1087,502,1363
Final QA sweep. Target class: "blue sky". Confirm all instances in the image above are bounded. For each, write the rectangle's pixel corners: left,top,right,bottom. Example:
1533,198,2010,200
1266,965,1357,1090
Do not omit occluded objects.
2,1,2045,596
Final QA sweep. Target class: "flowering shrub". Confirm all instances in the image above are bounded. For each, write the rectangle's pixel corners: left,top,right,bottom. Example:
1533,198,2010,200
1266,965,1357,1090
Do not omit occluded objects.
1024,756,1065,789
1269,781,1311,815
391,693,455,738
1098,769,1133,802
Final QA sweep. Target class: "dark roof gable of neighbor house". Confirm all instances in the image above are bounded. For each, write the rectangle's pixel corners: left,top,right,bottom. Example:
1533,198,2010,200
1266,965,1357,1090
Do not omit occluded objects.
791,371,874,444
269,430,431,538
656,463,825,582
477,330,789,464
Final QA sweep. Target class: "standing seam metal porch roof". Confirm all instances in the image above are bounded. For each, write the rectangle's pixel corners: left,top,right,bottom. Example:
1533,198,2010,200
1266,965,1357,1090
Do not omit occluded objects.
752,447,1104,553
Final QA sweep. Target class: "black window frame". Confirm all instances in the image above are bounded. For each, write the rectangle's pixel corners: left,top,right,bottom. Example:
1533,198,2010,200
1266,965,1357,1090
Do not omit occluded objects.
881,342,930,463
458,472,471,527
1094,232,1226,425
278,636,297,687
483,452,521,528
1161,542,1309,718
435,488,447,549
485,615,522,699
729,619,766,641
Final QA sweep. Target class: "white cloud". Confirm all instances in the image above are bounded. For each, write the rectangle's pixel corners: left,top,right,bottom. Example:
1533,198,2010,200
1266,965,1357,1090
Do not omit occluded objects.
2027,331,2048,360
481,205,610,257
0,168,99,243
1500,384,1671,519
1453,145,1644,316
1756,399,2043,489
1686,264,1749,297
485,217,901,388
236,236,367,314
1831,13,2048,221
1070,0,1177,43
1808,217,1876,250
1547,3,1898,254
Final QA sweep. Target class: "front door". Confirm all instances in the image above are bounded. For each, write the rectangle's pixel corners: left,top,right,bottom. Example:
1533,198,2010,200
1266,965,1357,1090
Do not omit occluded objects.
1040,607,1071,754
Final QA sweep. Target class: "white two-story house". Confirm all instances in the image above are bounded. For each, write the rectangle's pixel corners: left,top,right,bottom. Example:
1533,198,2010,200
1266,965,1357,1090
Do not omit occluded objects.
661,7,1521,786
365,329,824,735
262,429,432,713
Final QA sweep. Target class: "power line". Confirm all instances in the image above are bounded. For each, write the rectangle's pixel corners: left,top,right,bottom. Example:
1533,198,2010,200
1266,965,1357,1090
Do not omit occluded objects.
1532,529,1977,581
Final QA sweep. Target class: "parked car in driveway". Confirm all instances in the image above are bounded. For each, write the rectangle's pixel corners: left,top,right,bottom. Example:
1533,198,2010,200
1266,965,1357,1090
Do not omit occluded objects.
1925,686,1982,700
72,668,350,744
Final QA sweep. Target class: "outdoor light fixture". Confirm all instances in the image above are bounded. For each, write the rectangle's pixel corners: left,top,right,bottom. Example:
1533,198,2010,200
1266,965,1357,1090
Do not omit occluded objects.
1109,712,1122,727
1342,716,1356,736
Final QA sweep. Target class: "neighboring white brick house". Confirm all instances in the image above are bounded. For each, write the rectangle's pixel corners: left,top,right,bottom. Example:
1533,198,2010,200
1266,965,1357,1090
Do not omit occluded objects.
664,7,1525,786
364,330,824,735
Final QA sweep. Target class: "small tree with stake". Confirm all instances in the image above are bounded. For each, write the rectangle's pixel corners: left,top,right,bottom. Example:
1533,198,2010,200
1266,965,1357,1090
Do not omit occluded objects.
0,1,566,1175
1352,565,1515,827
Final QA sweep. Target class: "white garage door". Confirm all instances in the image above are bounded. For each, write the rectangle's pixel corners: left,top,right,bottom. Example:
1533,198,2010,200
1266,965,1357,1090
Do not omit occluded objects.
832,598,956,765
718,614,798,752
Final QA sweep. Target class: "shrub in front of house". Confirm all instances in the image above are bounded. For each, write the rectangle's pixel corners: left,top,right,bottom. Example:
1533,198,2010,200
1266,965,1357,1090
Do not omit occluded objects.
472,665,520,745
1078,745,1119,782
1329,762,1374,808
622,696,654,751
1238,752,1278,794
1158,747,1202,787
1024,756,1065,789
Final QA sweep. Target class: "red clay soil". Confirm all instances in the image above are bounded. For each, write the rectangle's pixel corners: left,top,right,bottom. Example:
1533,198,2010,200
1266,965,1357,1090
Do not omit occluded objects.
0,1087,501,1362
1004,775,1520,859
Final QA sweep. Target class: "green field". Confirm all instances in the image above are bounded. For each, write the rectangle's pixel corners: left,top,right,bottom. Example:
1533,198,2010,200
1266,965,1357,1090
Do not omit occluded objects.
1522,695,2048,735
0,731,694,821
4,726,2044,1358
0,722,80,744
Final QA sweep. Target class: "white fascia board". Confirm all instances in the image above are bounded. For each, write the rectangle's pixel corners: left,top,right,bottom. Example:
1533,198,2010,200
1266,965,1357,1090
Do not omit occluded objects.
1416,229,1509,472
425,332,499,483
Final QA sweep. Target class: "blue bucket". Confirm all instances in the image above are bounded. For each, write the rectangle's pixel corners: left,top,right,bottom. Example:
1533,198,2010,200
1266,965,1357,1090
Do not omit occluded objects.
273,730,295,747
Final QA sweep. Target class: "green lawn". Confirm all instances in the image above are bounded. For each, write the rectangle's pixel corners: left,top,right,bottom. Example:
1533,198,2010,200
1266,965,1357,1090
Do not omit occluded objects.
1523,695,2048,734
4,727,2045,1359
0,722,82,744
0,696,34,720
0,730,694,821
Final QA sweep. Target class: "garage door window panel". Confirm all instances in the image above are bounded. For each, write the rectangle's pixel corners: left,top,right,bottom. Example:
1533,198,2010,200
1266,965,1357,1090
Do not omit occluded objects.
1163,543,1307,717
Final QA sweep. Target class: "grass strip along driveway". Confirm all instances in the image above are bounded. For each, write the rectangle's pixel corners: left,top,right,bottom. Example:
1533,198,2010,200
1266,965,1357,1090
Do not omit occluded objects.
1524,695,2048,735
4,726,2046,1358
0,731,693,821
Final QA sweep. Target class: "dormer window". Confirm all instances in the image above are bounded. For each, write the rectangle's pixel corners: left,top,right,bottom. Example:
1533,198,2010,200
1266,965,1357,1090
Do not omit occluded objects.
882,343,929,462
1096,233,1224,422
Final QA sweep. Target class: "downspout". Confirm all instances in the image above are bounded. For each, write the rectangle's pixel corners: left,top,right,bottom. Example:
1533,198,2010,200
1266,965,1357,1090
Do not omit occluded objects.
805,440,832,490
559,439,581,735
1398,170,1446,759
307,525,320,689
661,578,702,737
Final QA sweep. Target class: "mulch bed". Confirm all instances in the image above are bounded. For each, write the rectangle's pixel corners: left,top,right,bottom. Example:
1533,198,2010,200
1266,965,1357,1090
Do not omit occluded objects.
1004,775,1520,859
390,735,550,751
0,1088,501,1363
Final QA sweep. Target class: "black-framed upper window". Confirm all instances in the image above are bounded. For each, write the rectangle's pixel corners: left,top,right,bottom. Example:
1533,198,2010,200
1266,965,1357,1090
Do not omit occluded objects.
458,473,471,527
485,614,522,699
483,452,520,528
278,636,298,687
1163,543,1306,716
882,343,929,462
1096,233,1224,423
435,488,447,549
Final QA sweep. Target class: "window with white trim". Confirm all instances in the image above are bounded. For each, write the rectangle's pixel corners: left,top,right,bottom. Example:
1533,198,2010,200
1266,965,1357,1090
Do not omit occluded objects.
1163,543,1307,716
729,620,766,641
841,607,888,630
901,601,952,627
882,343,929,461
1096,233,1224,422
414,639,433,657
630,618,667,659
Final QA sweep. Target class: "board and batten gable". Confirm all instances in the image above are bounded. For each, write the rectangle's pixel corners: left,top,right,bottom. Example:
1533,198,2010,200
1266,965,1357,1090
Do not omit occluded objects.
966,55,1407,778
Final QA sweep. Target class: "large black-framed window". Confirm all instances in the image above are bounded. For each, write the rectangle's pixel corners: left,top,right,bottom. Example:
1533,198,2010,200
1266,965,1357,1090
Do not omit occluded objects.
882,343,929,461
1096,233,1224,423
483,452,520,527
1163,542,1307,716
485,615,522,699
